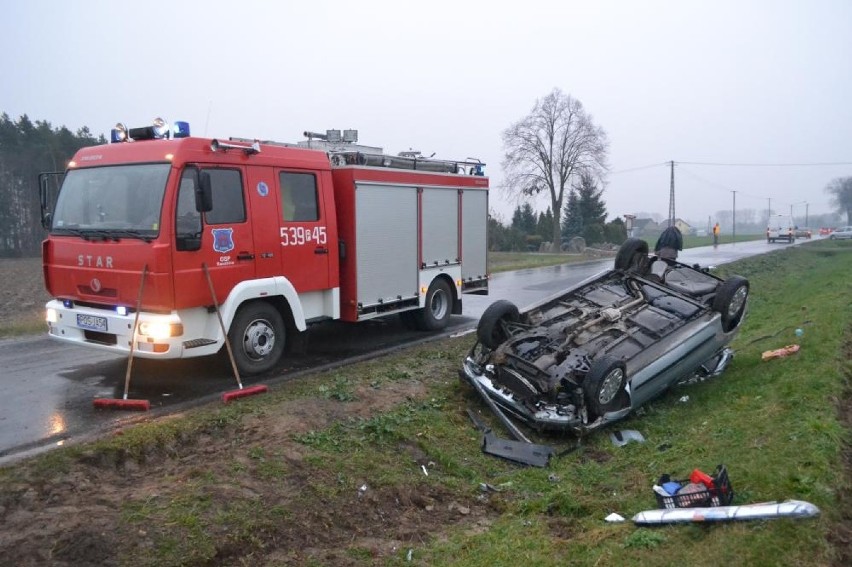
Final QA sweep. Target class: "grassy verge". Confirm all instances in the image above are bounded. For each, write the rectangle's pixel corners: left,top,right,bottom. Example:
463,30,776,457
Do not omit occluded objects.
0,314,46,338
0,241,850,566
682,233,767,248
488,251,599,273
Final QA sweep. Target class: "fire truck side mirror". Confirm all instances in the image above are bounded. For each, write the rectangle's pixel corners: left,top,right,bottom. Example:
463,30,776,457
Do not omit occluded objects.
196,171,213,213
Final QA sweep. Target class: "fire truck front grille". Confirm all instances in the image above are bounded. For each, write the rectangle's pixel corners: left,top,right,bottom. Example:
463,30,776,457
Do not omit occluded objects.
78,285,118,297
84,330,117,346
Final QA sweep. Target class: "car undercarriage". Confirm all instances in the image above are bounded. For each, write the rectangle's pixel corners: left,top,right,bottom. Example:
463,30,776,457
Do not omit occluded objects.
461,239,749,436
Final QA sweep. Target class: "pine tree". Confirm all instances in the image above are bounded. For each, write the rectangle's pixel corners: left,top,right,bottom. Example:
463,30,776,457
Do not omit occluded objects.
562,172,608,244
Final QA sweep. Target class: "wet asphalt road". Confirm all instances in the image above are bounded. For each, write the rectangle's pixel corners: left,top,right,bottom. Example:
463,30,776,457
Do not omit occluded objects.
0,237,815,464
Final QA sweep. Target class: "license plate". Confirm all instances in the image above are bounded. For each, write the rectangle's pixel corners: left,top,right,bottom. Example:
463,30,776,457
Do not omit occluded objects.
77,314,108,332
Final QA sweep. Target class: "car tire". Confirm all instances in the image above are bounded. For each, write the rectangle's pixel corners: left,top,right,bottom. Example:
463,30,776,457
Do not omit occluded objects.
615,238,649,272
476,300,520,349
712,276,749,333
583,356,628,416
413,278,453,331
228,301,286,375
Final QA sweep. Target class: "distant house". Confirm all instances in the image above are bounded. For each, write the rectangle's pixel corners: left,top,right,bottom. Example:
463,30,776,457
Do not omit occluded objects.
633,218,659,236
659,218,693,235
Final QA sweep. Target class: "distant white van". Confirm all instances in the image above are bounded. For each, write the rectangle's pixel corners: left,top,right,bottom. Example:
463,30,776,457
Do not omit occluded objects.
767,214,795,243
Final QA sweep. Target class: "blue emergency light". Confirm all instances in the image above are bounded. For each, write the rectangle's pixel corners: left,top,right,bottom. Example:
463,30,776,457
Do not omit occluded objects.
173,121,190,138
110,118,190,142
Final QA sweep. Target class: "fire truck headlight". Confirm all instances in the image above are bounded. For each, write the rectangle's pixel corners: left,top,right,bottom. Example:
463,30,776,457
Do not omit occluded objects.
46,308,57,323
138,321,184,340
152,117,169,139
116,306,128,316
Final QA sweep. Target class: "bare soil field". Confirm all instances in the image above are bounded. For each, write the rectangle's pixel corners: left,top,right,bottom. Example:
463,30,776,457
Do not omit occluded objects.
0,257,50,332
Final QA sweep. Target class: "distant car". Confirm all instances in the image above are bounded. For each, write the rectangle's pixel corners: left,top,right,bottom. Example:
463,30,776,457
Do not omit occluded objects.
767,214,795,243
794,227,812,239
460,238,749,435
829,226,852,240
819,227,832,236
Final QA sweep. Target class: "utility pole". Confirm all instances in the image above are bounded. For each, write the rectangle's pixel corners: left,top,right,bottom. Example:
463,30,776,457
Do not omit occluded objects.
732,190,737,243
805,202,809,227
668,160,675,227
767,197,771,225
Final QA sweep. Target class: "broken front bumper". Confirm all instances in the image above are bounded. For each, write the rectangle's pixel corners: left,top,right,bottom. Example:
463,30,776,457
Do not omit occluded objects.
460,354,630,435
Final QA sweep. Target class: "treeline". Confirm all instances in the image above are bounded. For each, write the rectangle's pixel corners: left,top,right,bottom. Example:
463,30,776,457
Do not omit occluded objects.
489,174,627,252
0,113,102,257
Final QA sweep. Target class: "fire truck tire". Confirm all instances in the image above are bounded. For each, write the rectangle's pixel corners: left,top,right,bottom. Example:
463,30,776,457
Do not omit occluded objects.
414,278,453,331
228,301,286,375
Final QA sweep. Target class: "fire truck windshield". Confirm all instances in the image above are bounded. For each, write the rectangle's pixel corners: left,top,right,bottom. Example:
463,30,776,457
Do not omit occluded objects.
51,163,171,239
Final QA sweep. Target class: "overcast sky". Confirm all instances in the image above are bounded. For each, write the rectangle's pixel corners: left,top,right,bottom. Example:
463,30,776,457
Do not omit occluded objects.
2,0,850,227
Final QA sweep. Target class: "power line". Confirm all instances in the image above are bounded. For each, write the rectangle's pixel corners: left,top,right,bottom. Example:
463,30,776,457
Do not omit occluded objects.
609,162,668,175
677,160,852,167
676,166,833,209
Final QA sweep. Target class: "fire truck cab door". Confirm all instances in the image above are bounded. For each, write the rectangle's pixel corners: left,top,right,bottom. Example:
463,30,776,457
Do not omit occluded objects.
273,169,331,291
173,166,255,307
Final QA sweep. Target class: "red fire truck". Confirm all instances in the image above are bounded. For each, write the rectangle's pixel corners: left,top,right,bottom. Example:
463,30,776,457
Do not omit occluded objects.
40,120,489,375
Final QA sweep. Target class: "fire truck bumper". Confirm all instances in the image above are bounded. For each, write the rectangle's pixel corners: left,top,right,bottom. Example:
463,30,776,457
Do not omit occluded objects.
44,299,213,359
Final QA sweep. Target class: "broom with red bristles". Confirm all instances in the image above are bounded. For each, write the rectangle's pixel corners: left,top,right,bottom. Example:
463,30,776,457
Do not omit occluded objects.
93,265,151,411
202,263,268,403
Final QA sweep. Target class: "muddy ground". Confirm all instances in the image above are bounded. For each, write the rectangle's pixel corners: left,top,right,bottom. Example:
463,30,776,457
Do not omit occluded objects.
0,378,501,566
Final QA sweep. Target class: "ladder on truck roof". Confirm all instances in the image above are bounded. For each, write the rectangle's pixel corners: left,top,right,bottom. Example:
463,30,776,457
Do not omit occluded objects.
328,151,485,175
227,134,486,176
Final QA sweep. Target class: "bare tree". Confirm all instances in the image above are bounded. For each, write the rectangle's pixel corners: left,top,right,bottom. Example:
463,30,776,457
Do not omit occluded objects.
502,88,608,249
825,176,852,223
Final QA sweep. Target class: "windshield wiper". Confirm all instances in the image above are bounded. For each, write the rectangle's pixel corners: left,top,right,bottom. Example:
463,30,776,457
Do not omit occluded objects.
51,227,113,241
108,229,155,243
51,228,154,242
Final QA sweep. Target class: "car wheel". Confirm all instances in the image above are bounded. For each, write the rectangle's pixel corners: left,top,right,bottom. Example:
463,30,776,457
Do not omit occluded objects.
228,301,286,375
476,300,520,349
712,276,749,332
614,238,649,272
413,278,453,331
583,356,628,416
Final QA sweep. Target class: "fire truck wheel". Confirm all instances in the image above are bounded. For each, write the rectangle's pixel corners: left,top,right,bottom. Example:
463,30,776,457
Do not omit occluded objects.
414,278,453,331
228,302,286,375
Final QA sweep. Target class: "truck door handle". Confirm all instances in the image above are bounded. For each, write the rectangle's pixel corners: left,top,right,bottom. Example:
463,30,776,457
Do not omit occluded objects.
237,252,255,261
314,247,329,255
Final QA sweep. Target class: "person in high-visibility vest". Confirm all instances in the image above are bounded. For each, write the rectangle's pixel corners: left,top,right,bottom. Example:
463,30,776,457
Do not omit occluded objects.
713,222,720,247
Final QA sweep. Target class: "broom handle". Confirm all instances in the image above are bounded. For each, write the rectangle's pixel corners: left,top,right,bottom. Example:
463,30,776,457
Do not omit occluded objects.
202,263,243,389
123,264,148,400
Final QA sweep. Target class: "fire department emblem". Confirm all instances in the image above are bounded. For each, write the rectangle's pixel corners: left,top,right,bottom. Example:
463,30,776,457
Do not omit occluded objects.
257,181,269,197
212,228,235,253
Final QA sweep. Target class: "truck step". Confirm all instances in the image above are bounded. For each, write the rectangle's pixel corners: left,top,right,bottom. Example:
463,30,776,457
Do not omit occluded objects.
183,338,218,349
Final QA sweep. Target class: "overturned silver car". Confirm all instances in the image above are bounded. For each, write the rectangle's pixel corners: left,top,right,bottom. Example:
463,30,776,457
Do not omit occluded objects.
461,238,749,435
